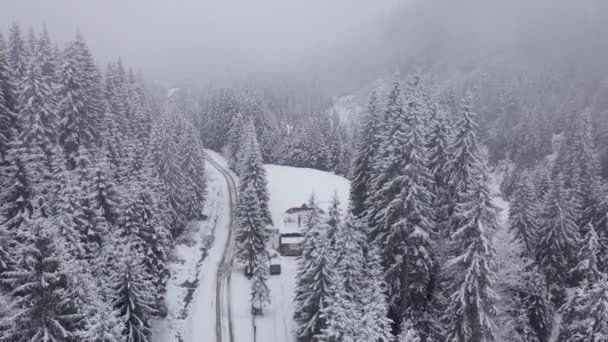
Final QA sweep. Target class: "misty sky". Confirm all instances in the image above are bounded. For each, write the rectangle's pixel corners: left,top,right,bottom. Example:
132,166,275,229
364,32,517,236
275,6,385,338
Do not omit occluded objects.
0,0,400,84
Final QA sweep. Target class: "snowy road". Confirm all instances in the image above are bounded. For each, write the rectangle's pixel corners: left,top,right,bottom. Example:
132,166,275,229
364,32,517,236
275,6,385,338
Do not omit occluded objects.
206,154,238,342
151,151,238,342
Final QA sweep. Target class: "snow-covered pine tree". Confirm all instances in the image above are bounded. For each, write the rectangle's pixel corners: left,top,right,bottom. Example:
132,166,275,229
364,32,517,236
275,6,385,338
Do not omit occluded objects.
559,224,606,341
398,319,421,342
179,127,207,220
235,181,269,275
0,33,17,163
250,256,271,313
350,90,381,219
360,247,393,342
100,104,131,182
150,115,187,235
132,178,172,295
446,91,482,229
427,101,451,237
225,112,246,171
50,152,91,258
297,194,324,269
572,224,601,287
15,33,58,190
111,240,156,342
0,220,14,275
57,39,96,170
237,119,273,225
78,284,124,342
2,217,82,341
321,213,392,342
72,33,105,138
365,74,404,240
294,224,336,342
535,173,579,304
37,26,56,83
318,273,362,342
325,193,342,248
508,171,538,257
372,74,435,335
104,63,127,127
7,23,28,83
558,274,608,342
88,146,122,226
0,32,18,114
0,147,36,232
444,95,499,342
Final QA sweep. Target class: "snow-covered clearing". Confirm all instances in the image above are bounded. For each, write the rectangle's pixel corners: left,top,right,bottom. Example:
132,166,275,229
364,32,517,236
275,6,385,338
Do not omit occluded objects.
252,164,350,342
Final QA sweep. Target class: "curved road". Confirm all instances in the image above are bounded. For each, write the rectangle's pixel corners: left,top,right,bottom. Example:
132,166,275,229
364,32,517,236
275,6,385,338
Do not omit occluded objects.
205,154,238,342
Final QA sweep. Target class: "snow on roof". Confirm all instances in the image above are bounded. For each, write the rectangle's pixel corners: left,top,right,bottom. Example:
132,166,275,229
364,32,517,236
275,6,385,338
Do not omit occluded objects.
281,236,304,245
285,204,312,214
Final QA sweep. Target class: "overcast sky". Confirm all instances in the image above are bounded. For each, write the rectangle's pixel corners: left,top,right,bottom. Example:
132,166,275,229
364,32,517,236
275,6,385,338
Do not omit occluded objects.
0,0,400,84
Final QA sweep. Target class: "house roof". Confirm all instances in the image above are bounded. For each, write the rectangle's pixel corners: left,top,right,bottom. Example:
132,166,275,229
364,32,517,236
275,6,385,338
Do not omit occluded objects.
281,236,304,244
285,203,325,214
285,203,312,214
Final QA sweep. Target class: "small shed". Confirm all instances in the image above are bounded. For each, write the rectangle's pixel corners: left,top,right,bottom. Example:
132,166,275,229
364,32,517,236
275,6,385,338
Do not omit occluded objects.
279,233,304,256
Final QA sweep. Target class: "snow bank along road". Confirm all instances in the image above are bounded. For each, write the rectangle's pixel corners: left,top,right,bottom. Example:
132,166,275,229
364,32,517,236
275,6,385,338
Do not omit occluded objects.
206,153,238,342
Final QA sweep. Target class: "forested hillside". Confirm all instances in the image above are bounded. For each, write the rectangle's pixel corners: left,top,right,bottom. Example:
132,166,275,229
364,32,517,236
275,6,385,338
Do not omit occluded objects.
0,24,207,342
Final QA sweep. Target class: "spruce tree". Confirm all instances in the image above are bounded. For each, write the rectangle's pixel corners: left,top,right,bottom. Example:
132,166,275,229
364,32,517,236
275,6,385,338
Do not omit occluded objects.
7,23,28,82
508,172,538,257
150,115,186,234
536,173,579,303
297,194,324,269
2,217,82,341
360,247,393,342
0,147,36,232
325,193,342,248
373,75,435,332
0,33,17,163
365,74,404,240
558,275,608,342
15,34,58,179
72,33,104,138
235,182,269,275
294,225,336,342
179,128,207,220
88,146,122,226
427,101,451,237
350,91,381,218
250,256,271,313
444,94,498,342
78,287,124,342
572,224,601,286
225,112,246,171
111,240,156,342
57,40,95,169
237,120,273,225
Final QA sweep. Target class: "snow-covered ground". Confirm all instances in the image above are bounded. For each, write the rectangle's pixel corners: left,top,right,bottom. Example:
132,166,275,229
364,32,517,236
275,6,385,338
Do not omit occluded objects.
265,164,350,224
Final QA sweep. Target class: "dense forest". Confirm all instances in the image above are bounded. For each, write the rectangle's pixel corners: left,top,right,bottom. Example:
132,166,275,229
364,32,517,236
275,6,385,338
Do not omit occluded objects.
2,0,608,341
0,25,207,341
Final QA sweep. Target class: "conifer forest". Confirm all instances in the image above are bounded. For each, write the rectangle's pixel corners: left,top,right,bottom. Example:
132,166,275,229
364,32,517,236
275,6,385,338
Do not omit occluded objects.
2,1,608,341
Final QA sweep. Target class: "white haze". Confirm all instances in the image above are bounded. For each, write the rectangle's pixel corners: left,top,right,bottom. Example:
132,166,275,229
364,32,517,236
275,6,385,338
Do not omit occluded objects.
0,0,398,84
1,0,607,96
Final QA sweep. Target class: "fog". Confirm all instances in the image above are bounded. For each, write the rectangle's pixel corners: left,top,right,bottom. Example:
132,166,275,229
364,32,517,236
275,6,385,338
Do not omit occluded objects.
0,0,398,85
2,0,607,96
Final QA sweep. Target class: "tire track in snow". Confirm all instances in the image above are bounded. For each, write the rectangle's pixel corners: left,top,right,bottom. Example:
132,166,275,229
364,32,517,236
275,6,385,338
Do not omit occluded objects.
205,153,237,342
